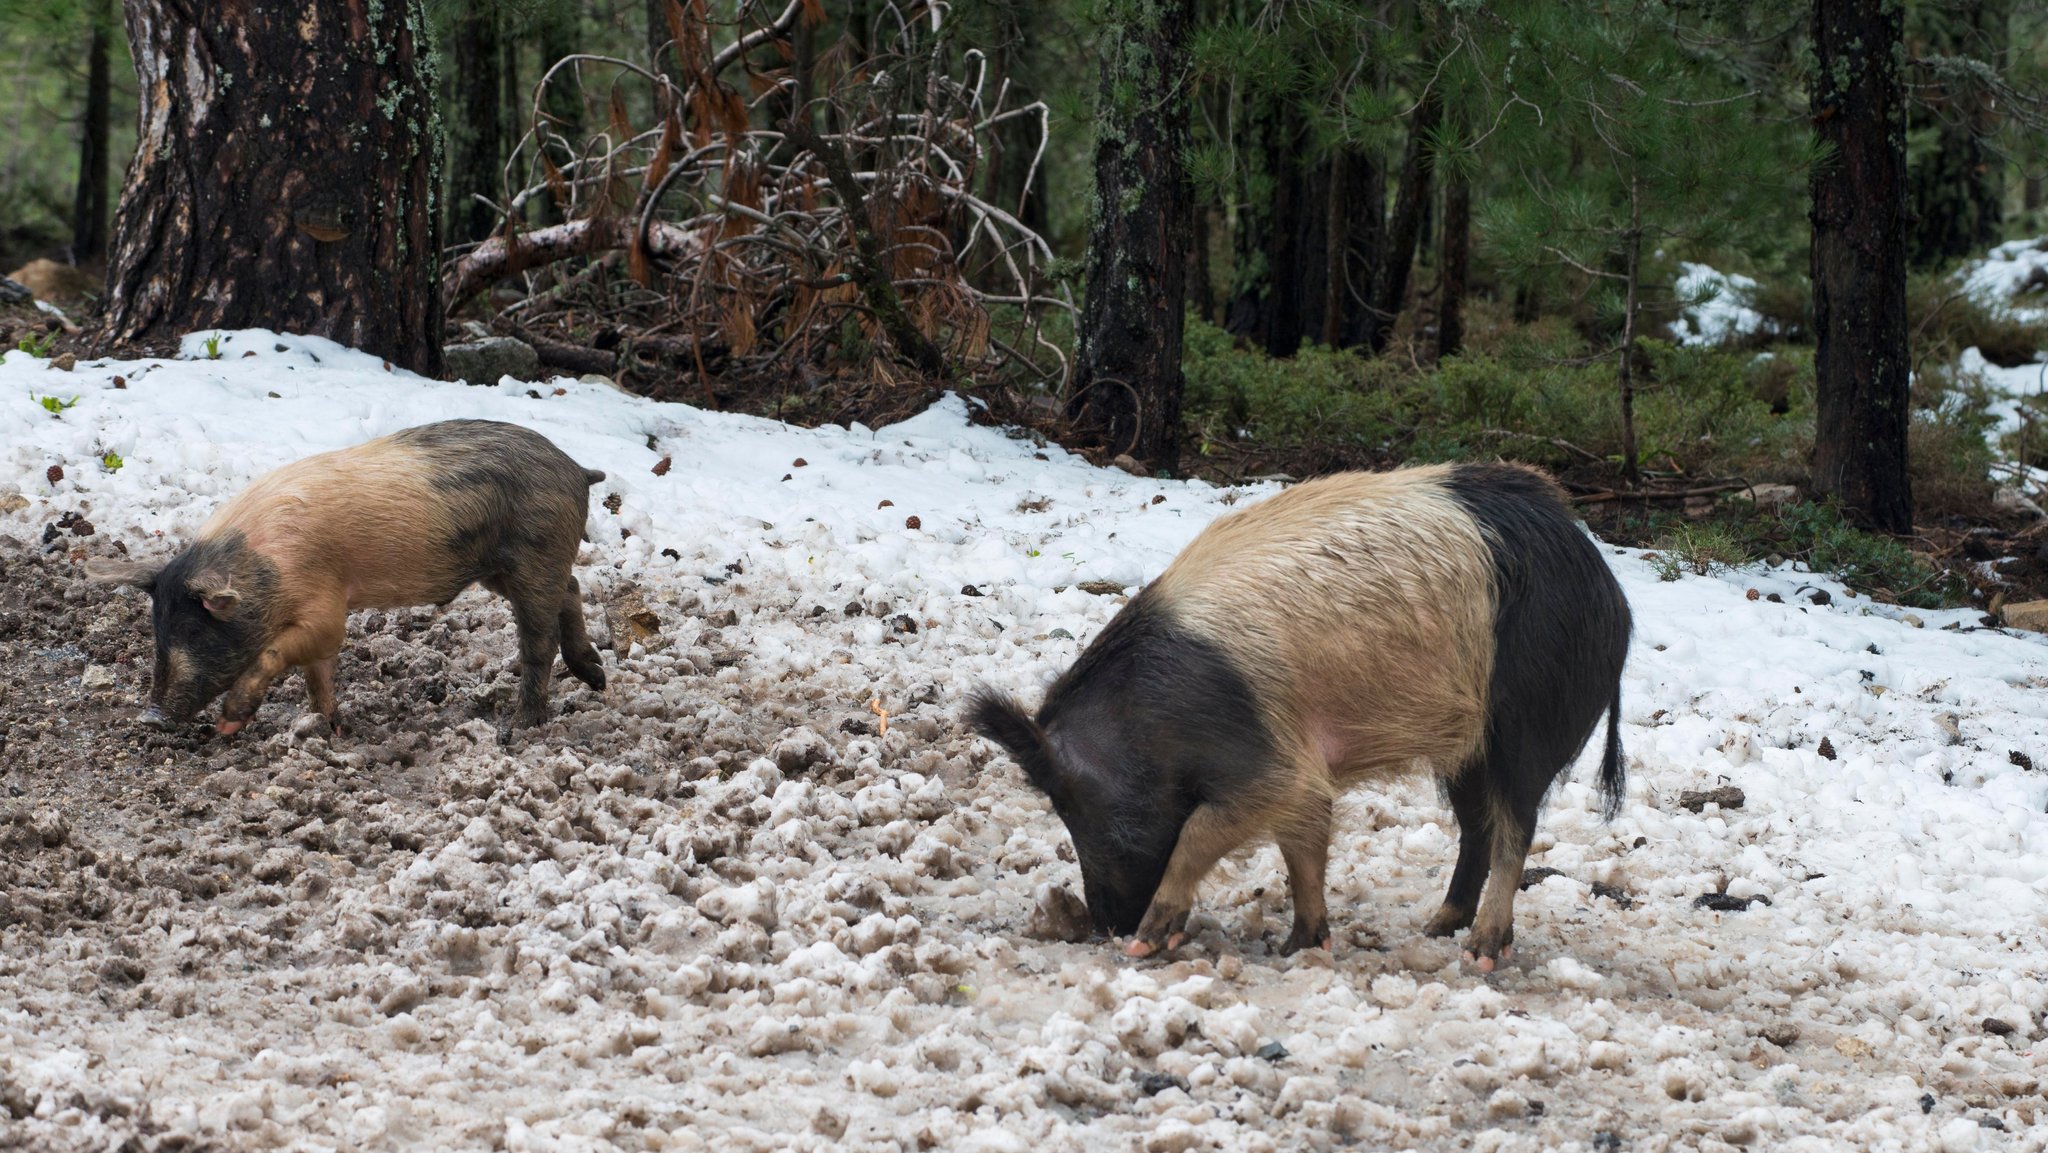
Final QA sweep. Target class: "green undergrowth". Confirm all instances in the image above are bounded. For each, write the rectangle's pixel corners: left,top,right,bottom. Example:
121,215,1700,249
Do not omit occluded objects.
1638,499,1968,609
1182,315,1812,481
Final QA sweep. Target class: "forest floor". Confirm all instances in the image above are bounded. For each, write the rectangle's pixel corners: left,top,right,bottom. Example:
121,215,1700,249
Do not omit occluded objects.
2,335,2047,1151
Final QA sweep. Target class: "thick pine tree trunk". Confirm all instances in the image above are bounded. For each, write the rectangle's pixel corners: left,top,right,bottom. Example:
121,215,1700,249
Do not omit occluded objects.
1811,0,1912,533
70,0,112,264
1069,0,1194,474
1363,86,1440,356
447,2,504,245
100,1,443,376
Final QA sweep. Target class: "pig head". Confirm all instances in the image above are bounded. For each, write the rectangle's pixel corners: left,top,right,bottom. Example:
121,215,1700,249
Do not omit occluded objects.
95,532,280,726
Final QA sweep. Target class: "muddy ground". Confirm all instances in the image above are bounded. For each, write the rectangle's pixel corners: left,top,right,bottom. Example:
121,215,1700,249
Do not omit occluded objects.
3,536,2046,1153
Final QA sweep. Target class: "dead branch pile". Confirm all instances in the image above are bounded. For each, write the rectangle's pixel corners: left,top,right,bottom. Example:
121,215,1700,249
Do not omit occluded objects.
442,0,1071,397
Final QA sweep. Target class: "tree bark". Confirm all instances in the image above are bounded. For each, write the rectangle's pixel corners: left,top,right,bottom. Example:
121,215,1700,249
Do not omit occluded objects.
1069,0,1194,474
1437,164,1470,360
1363,85,1440,355
1617,178,1642,486
100,0,443,376
447,1,504,245
1337,148,1386,350
1811,0,1913,533
70,0,112,264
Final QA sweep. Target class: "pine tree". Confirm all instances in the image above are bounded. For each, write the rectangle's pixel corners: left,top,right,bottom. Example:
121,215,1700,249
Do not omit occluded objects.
1811,0,1912,532
1071,0,1197,472
1471,2,1807,485
100,1,444,374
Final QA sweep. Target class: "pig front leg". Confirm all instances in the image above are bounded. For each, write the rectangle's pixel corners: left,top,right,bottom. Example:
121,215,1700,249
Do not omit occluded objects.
1276,793,1334,954
216,620,343,736
1125,804,1261,958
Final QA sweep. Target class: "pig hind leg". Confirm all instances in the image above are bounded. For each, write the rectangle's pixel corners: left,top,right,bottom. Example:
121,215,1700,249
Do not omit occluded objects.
487,573,567,728
1424,768,1496,938
557,577,606,690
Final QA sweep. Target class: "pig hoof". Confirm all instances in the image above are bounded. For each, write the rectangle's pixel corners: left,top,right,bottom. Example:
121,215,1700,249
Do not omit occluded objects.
215,719,245,737
137,707,171,730
1423,904,1475,937
1123,938,1157,959
1280,923,1332,956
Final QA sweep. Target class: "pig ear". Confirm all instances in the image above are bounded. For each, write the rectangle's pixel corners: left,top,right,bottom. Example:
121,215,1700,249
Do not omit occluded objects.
967,689,1069,799
87,560,161,591
188,570,242,617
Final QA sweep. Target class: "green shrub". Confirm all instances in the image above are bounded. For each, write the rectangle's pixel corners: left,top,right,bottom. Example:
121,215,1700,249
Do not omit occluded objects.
1649,522,1750,581
1908,270,2048,369
1746,501,1966,609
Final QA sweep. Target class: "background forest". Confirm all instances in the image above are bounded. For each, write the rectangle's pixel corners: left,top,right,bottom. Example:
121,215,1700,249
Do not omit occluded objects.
1,0,2046,610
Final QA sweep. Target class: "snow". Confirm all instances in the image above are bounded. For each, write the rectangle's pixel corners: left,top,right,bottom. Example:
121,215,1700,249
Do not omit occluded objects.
1962,239,2048,325
1670,262,1771,347
4,332,2048,1150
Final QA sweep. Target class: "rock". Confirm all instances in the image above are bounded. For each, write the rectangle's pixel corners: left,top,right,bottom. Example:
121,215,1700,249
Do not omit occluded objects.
79,664,114,691
1817,736,1837,760
442,337,540,384
1518,866,1565,890
1901,613,1924,628
1759,1022,1799,1047
1077,580,1126,596
1255,1041,1289,1062
0,492,25,515
1678,785,1745,812
2001,599,2048,633
1743,483,1799,510
49,353,75,372
1982,1017,2015,1036
1110,454,1150,477
0,277,29,304
4,259,99,307
1694,891,1770,912
1833,1036,1874,1059
1136,1071,1188,1097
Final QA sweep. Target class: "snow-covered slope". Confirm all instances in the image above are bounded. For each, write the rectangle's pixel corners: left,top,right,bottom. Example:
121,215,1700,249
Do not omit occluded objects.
2,335,2046,1152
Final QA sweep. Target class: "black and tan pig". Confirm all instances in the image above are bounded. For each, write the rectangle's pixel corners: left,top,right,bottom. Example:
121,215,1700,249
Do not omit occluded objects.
94,420,609,735
970,463,1631,970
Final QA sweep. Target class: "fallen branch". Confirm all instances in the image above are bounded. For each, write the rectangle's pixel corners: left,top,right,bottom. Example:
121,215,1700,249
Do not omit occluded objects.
443,218,695,311
1570,481,1753,504
1477,427,1605,464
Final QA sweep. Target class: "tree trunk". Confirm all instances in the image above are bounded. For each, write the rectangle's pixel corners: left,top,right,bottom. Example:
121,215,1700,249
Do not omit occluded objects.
1260,108,1314,358
1437,165,1470,360
1069,0,1194,474
1811,0,1912,532
69,0,112,264
1337,149,1386,350
447,1,504,245
1617,179,1642,486
1190,206,1215,326
1363,86,1440,356
100,0,442,376
502,23,521,169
